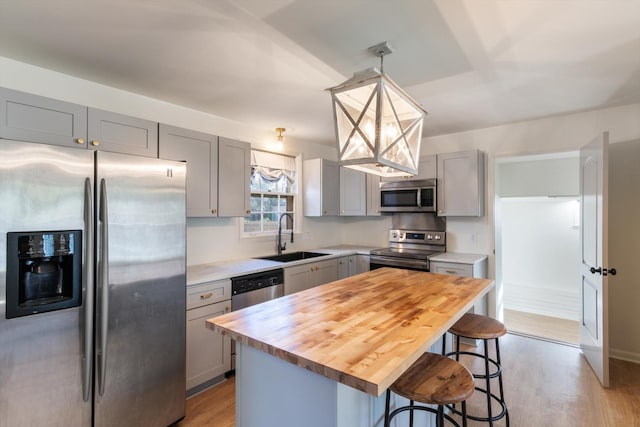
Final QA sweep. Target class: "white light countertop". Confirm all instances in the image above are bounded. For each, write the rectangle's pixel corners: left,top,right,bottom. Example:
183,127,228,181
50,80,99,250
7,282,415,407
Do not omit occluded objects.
428,252,488,265
187,245,378,286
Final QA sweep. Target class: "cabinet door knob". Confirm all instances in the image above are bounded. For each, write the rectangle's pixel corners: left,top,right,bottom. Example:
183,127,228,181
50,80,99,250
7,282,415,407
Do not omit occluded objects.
91,140,100,146
246,209,250,214
211,209,217,214
200,292,213,300
225,306,230,313
76,138,85,145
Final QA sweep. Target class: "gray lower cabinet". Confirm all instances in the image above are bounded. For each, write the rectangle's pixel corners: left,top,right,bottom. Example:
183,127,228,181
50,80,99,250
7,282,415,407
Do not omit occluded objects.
159,125,250,217
186,279,231,395
430,255,488,315
338,254,370,279
284,258,338,295
0,87,158,157
87,108,158,157
436,150,485,217
0,87,87,147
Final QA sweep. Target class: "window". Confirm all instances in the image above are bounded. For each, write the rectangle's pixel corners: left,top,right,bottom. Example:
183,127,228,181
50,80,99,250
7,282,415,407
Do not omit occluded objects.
243,150,297,235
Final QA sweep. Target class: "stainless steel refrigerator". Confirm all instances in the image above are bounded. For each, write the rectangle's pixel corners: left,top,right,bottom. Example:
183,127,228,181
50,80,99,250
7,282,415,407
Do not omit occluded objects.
0,140,186,426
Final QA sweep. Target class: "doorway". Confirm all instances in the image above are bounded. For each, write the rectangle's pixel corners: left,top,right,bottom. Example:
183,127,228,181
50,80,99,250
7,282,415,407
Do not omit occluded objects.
495,152,581,344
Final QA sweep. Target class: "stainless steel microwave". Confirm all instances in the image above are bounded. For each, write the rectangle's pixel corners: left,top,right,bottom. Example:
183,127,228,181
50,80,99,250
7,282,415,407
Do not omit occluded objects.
379,179,437,212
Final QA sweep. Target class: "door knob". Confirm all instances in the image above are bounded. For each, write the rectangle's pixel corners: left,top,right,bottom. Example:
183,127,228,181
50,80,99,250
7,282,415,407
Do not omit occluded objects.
590,266,602,275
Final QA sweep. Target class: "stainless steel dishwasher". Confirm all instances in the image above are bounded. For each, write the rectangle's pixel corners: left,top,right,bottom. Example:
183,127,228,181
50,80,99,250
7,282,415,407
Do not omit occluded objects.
229,268,284,370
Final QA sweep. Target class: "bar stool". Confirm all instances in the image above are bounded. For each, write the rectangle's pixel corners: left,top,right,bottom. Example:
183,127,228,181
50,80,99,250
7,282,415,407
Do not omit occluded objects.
384,352,474,427
444,313,509,426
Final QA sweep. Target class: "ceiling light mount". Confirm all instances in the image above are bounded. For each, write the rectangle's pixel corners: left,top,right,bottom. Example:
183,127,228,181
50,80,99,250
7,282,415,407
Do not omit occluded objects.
274,127,286,151
327,41,427,177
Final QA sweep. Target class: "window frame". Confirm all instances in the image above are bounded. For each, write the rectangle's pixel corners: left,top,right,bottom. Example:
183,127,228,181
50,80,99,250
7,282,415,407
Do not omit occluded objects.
241,152,302,238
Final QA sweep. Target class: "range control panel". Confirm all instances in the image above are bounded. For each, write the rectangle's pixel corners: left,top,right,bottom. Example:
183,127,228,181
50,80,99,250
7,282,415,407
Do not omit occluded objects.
389,229,446,246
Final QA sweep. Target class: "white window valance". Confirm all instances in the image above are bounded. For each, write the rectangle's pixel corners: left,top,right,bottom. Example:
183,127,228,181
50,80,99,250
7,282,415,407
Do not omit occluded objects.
251,150,296,171
251,150,296,184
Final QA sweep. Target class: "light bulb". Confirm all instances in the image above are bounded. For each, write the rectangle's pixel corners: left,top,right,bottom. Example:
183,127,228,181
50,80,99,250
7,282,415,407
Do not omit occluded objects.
274,127,286,151
363,121,375,142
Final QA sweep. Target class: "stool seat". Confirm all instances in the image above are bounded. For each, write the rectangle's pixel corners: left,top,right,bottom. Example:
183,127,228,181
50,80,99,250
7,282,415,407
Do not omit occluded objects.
449,313,506,340
391,353,474,405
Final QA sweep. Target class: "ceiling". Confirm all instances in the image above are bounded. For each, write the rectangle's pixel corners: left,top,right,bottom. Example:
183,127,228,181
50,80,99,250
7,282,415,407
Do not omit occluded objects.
1,0,640,146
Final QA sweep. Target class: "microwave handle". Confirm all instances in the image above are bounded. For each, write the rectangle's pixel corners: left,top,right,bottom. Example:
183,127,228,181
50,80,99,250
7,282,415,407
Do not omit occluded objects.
417,188,422,208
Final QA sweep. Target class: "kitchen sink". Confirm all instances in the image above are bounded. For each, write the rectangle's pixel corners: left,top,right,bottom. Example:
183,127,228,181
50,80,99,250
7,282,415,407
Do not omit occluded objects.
255,251,328,263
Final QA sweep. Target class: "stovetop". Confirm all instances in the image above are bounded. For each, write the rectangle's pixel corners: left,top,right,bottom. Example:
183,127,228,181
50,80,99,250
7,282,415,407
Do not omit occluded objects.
370,229,446,260
369,247,442,260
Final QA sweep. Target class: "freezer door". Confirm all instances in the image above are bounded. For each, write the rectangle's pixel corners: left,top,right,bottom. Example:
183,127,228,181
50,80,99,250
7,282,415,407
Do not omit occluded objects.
0,140,93,427
94,151,186,427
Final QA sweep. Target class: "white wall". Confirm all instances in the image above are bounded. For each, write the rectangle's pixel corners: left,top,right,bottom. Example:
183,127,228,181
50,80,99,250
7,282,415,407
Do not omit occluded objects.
497,155,579,197
500,197,580,320
609,141,640,362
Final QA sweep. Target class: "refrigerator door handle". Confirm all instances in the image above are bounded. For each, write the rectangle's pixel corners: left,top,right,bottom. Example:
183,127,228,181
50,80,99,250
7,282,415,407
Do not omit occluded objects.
82,177,94,402
97,178,110,396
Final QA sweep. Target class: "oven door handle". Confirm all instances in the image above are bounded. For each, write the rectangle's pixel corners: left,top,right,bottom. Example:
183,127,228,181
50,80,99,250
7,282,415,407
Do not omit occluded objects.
370,256,429,270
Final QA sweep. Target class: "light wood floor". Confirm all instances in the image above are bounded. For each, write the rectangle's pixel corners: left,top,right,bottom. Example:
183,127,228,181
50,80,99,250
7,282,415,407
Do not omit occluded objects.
178,334,640,427
504,309,580,344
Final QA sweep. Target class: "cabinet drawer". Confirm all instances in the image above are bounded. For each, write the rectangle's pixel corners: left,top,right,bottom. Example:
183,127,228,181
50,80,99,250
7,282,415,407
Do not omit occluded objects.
430,262,473,277
187,279,231,310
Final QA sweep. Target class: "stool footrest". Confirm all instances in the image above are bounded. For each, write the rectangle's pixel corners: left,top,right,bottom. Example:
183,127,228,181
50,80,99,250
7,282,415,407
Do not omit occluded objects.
387,404,463,427
446,387,508,423
445,350,503,380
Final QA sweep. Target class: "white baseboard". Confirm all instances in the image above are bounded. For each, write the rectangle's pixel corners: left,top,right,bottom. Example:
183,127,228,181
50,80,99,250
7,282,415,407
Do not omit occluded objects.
504,282,579,320
610,348,640,364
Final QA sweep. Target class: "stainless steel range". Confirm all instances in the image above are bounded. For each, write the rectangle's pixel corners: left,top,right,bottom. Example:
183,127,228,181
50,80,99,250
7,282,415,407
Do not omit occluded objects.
370,229,446,271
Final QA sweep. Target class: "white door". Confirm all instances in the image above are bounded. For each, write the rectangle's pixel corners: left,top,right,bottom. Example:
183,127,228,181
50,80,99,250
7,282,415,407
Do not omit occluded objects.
579,132,610,387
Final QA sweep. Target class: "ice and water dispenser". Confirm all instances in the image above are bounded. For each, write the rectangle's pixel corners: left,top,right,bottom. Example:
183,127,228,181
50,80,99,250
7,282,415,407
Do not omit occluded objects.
5,230,82,318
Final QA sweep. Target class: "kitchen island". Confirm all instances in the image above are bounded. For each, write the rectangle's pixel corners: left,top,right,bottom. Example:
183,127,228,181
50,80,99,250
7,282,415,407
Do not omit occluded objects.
207,267,494,427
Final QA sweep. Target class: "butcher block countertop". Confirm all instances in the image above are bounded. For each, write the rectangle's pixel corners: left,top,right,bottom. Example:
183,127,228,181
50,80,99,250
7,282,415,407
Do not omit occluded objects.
207,267,494,396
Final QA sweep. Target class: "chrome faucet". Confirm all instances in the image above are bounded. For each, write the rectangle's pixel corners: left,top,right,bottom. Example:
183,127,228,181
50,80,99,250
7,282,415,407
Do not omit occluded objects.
277,213,294,255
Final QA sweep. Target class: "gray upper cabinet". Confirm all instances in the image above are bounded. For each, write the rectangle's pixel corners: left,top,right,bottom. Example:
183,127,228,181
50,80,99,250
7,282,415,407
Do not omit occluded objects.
379,155,437,182
339,167,366,216
88,108,158,157
303,158,340,216
0,87,87,147
0,88,158,157
159,124,218,217
218,137,251,217
366,173,381,216
437,149,485,217
159,126,250,218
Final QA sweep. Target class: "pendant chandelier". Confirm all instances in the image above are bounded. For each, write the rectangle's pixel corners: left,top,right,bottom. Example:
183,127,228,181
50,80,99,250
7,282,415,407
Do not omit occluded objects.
327,42,427,177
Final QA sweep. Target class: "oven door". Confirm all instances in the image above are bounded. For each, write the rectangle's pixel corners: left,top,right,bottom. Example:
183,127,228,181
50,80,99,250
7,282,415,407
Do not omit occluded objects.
369,255,429,272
